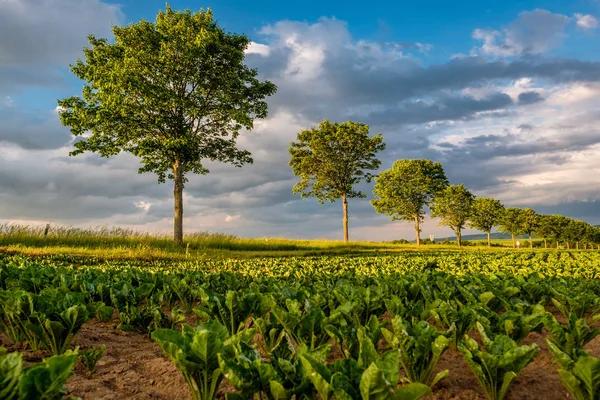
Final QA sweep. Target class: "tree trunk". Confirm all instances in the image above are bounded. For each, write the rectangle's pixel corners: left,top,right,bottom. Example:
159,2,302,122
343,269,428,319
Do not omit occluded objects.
414,215,421,246
556,241,559,249
173,159,184,245
544,238,547,249
566,242,570,249
512,234,516,248
576,241,579,250
487,231,491,248
456,230,462,248
342,194,349,243
529,233,533,249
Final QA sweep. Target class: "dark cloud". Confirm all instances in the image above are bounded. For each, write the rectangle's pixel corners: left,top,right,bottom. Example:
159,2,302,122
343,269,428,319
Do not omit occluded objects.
358,93,513,126
518,91,544,104
0,108,72,149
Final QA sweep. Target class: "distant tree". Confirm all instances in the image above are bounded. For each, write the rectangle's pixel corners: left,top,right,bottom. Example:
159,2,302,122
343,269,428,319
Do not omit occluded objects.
534,214,554,249
430,184,475,247
371,159,448,246
521,208,539,249
498,208,524,248
289,120,385,243
561,218,580,249
547,215,572,249
569,219,589,250
57,6,277,244
467,197,505,248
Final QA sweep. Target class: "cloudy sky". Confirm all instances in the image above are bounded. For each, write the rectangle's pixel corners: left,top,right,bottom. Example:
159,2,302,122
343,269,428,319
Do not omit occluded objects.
2,0,600,241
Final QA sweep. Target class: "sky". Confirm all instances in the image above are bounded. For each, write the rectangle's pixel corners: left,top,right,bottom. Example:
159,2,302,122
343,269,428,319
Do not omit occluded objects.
2,0,600,241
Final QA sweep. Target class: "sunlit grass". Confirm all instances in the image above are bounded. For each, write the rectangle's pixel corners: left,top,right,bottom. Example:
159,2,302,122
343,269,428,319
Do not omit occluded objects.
0,222,539,261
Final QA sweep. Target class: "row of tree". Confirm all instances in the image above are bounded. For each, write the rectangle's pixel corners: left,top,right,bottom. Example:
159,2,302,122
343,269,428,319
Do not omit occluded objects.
57,6,594,247
289,121,598,248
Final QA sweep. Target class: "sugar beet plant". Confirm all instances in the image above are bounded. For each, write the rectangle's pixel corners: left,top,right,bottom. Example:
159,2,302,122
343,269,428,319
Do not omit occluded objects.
2,252,600,398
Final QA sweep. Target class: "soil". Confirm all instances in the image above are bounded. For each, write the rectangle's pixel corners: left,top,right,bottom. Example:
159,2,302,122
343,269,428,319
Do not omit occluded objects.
4,317,599,400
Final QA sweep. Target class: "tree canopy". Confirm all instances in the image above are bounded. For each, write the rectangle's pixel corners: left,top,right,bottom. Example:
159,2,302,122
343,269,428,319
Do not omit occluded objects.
430,184,475,247
57,5,277,244
498,208,525,248
371,159,448,245
289,120,385,242
467,197,505,247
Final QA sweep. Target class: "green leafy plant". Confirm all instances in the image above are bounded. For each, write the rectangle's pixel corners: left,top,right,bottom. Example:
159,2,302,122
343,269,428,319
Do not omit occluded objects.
37,305,90,355
556,354,600,400
477,304,545,344
0,348,78,400
152,320,251,400
429,299,475,348
545,313,600,368
382,316,450,387
458,323,539,400
79,345,106,376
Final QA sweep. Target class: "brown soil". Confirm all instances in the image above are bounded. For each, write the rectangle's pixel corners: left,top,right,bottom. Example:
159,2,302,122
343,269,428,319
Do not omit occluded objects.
4,318,599,399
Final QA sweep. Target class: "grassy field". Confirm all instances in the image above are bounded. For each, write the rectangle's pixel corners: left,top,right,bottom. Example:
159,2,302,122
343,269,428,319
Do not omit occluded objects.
0,222,528,261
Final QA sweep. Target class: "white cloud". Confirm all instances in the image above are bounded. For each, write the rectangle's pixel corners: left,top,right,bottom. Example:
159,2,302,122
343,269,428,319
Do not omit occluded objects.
246,42,271,56
575,13,598,30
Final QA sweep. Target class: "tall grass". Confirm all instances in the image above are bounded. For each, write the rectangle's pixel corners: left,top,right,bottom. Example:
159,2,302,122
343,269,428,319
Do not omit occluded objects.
0,223,391,253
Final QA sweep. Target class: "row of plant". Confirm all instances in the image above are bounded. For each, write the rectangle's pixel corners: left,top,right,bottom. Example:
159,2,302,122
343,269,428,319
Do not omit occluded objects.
1,252,599,399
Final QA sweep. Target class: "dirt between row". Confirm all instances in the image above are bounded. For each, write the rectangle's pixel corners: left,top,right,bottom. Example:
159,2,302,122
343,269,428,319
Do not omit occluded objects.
4,317,599,400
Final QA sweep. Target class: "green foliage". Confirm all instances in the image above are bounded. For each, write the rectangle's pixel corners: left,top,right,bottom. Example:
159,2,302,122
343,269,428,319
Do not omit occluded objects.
38,305,90,355
371,159,448,244
289,120,385,203
429,300,475,348
430,184,475,246
468,198,505,245
58,5,276,242
557,354,600,400
0,349,78,400
299,330,431,400
545,313,600,368
151,320,251,400
79,345,106,376
476,305,545,344
382,316,450,387
458,323,539,400
498,208,525,247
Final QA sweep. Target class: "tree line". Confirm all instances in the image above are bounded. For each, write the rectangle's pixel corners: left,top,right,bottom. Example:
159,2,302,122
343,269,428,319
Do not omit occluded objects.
56,6,597,247
289,120,599,248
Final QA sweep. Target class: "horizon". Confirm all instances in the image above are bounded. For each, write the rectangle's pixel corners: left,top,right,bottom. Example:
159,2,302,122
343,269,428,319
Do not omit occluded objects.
2,0,600,241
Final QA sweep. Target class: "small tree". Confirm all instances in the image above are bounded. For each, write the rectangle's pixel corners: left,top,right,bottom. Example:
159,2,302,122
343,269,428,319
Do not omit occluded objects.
534,215,554,249
498,208,525,248
545,215,571,249
371,159,448,246
521,208,538,249
289,120,385,243
467,197,505,248
57,6,277,244
430,184,475,247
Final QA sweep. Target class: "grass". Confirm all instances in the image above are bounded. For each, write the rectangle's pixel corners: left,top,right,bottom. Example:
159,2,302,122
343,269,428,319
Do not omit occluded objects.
0,222,548,262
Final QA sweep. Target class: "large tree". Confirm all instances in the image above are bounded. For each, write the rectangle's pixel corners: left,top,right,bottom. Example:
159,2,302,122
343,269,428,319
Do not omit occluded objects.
371,159,448,246
467,197,505,248
289,120,385,243
430,184,475,247
498,208,525,248
57,6,277,244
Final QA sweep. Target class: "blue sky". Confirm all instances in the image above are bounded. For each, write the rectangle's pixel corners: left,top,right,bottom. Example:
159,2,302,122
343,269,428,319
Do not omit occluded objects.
2,0,600,240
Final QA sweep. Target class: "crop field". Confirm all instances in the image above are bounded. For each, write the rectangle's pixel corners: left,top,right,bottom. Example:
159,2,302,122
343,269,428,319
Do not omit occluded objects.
0,250,599,400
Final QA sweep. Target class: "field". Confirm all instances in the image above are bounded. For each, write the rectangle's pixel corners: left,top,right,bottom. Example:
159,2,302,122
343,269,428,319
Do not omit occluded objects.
0,251,600,399
1,243,600,400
